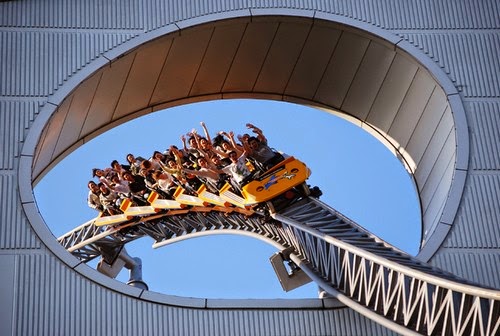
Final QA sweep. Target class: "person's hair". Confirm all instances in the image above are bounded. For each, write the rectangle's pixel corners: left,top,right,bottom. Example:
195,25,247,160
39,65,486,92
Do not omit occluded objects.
212,134,224,147
88,180,96,188
126,153,134,162
110,159,119,167
152,170,163,180
141,160,152,169
248,136,259,143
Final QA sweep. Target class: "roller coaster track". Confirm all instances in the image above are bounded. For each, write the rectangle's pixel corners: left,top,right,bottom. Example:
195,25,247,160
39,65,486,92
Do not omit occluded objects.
58,197,500,335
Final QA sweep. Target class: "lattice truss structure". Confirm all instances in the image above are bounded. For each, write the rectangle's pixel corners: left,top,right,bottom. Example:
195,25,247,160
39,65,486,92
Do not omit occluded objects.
59,198,500,335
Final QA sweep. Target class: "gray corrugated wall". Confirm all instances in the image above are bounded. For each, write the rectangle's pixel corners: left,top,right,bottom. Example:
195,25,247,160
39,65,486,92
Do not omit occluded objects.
1,0,498,335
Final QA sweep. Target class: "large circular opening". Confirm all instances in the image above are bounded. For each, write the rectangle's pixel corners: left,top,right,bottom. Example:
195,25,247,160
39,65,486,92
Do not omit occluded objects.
34,98,421,298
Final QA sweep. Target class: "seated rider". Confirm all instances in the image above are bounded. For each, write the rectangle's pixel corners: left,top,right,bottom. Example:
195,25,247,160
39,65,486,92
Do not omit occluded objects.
221,150,253,189
243,123,284,170
87,181,104,213
125,153,146,176
151,170,178,198
182,156,226,193
98,183,122,216
122,171,149,205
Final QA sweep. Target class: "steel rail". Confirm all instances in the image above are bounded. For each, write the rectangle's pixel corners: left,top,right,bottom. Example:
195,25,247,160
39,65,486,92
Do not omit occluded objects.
58,196,499,335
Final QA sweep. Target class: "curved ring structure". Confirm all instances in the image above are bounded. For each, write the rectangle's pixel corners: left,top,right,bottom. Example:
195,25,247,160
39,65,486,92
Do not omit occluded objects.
1,1,499,335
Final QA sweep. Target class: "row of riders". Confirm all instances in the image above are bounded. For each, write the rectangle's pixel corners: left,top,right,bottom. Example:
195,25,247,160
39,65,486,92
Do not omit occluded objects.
87,122,285,216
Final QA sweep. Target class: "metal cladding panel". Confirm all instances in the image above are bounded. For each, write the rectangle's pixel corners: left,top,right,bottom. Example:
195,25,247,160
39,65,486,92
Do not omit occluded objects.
0,0,144,29
11,254,393,336
113,37,173,119
421,151,455,239
365,53,418,132
285,25,341,99
430,250,500,289
52,75,101,157
444,174,500,249
401,32,500,98
222,21,279,92
0,31,137,98
419,127,455,207
0,255,15,336
341,42,395,120
469,102,500,170
379,0,500,29
0,176,40,250
32,98,71,179
253,20,311,94
250,0,499,29
414,109,454,184
1,1,499,335
0,101,38,170
314,31,370,109
150,27,212,104
189,23,247,96
387,68,436,148
81,55,136,136
405,88,448,164
1,0,498,31
153,0,248,28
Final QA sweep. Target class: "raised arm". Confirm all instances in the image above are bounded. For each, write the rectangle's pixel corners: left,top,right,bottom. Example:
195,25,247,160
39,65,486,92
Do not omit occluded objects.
180,135,188,152
246,123,267,143
237,133,252,155
200,121,213,146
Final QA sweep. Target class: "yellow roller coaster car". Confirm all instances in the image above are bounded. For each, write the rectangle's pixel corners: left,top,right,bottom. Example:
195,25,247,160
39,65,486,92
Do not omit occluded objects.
241,156,311,205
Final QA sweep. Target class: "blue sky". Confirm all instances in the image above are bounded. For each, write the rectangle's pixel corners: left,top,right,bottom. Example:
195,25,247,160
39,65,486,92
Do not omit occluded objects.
34,99,421,299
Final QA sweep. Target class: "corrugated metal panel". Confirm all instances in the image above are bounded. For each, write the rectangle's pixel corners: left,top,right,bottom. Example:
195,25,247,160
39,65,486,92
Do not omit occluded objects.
430,250,500,289
12,253,394,336
1,0,497,32
0,0,144,29
400,32,500,97
0,101,39,169
0,255,15,336
158,0,248,30
376,0,500,29
468,101,500,170
2,1,499,335
0,175,40,249
444,174,500,248
0,31,138,97
250,0,499,29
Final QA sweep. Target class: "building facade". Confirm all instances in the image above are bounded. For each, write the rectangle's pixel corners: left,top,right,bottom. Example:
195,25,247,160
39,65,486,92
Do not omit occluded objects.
1,1,498,335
